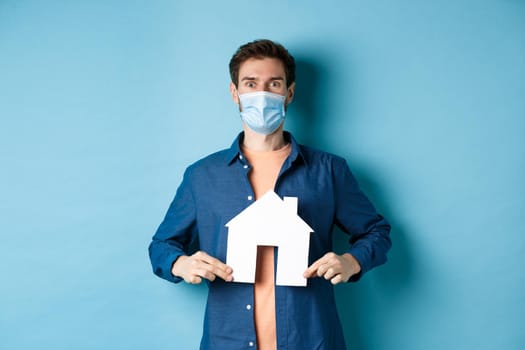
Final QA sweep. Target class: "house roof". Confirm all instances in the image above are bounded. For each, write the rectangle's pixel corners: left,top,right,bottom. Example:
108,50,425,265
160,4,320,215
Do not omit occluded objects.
225,191,314,234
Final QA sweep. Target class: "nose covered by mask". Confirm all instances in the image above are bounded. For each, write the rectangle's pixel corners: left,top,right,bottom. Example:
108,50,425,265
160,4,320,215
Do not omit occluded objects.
238,91,286,135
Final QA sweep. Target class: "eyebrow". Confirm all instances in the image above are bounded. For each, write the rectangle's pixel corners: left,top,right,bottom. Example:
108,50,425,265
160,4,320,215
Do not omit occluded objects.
240,76,284,81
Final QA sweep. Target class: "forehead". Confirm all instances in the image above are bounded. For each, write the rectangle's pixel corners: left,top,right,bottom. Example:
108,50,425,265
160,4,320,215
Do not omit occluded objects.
238,57,286,79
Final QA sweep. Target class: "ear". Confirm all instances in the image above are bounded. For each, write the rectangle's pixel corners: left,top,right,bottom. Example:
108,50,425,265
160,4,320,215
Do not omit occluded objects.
285,82,296,105
230,82,240,104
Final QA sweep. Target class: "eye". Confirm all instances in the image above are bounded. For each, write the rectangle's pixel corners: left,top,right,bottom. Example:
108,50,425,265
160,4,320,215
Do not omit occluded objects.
245,81,256,88
270,81,281,88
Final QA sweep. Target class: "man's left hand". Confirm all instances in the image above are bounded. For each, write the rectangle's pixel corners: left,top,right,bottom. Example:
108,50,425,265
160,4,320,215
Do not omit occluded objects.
303,252,361,285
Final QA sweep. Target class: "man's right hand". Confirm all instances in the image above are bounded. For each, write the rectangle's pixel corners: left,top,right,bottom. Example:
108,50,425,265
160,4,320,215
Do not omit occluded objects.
171,251,233,284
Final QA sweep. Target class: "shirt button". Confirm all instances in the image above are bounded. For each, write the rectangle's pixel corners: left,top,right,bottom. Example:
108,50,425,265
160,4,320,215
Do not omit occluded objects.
249,341,254,347
246,304,252,310
247,195,253,201
239,155,243,160
243,164,249,169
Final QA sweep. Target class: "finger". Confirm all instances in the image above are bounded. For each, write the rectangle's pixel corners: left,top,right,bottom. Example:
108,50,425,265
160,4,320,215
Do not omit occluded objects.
192,252,233,282
304,256,327,278
185,275,202,284
209,265,233,282
303,262,319,278
193,267,219,282
195,251,233,275
330,274,343,285
321,253,344,276
319,262,337,278
323,267,338,280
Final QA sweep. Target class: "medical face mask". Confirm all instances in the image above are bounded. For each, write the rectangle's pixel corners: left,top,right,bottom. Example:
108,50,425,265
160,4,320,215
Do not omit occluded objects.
238,91,286,135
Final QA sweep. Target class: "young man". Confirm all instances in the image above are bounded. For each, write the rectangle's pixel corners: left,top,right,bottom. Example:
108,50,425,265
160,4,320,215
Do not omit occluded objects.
149,39,391,350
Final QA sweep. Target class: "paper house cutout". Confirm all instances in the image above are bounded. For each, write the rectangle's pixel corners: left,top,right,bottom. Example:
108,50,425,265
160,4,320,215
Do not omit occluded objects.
225,191,314,286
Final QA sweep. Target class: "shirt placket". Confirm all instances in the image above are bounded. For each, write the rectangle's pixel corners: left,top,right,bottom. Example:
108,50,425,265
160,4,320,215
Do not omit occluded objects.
273,155,296,349
239,153,256,202
238,152,258,348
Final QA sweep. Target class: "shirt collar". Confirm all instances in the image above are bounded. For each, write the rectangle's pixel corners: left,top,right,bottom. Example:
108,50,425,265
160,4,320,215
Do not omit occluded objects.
225,131,307,166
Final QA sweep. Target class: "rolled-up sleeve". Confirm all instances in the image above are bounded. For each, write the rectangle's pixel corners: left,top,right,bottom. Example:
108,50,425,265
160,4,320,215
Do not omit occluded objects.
148,168,197,283
332,158,392,281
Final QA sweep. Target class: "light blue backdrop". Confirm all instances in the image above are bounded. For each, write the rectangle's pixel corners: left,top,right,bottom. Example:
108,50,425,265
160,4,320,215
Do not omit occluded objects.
1,1,524,349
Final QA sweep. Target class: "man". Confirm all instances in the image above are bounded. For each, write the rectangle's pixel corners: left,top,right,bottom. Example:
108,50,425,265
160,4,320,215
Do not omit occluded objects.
149,39,391,350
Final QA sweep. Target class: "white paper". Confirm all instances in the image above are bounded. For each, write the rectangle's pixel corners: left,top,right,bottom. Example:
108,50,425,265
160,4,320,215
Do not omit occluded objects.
225,191,314,286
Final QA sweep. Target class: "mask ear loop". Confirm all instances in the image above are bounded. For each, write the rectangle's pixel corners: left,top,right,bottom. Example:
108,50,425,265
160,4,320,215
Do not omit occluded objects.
236,90,243,112
281,90,288,117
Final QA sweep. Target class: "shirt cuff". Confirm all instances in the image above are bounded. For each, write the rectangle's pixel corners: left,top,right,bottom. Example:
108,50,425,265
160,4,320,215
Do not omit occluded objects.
159,252,185,284
345,248,369,282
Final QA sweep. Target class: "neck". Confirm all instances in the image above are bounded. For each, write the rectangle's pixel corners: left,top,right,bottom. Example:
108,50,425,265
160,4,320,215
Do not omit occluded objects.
242,125,286,151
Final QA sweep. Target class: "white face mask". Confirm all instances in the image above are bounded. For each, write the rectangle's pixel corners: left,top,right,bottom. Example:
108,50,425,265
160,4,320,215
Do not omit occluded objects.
238,91,286,135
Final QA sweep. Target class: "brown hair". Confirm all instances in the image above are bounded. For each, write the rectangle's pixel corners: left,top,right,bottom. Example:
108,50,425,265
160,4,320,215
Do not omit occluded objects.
229,39,296,88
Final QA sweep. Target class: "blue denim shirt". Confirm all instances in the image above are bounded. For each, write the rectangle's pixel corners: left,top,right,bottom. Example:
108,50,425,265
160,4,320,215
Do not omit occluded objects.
149,131,391,350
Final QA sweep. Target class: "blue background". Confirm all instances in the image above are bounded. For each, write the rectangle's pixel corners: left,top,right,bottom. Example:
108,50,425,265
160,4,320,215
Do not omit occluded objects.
1,1,524,349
